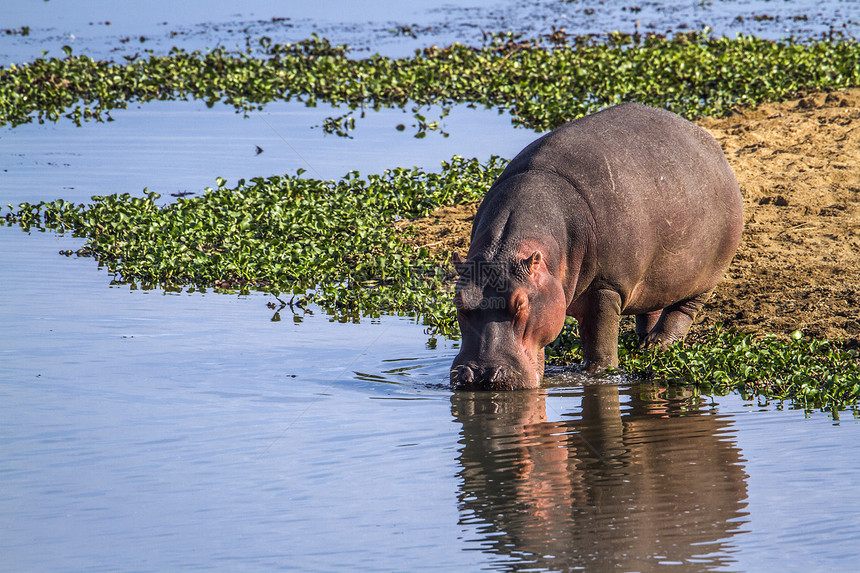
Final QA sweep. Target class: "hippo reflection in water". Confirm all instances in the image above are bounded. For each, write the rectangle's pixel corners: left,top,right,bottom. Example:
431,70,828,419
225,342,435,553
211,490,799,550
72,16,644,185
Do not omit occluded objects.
451,384,749,570
451,103,743,389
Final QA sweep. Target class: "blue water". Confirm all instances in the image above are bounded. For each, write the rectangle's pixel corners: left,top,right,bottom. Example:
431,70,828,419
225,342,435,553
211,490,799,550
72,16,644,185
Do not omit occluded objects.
2,1,860,572
3,230,859,571
0,99,539,204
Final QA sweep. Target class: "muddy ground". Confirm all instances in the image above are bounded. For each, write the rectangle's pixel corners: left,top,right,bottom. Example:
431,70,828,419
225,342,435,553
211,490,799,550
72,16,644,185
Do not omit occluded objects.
401,89,860,345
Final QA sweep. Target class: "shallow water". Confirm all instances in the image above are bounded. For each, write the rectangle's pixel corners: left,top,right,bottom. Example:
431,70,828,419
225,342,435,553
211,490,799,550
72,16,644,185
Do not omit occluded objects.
0,99,539,204
3,2,860,572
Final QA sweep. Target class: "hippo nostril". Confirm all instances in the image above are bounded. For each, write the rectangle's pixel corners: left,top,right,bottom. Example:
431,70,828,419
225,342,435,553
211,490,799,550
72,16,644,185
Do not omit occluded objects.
487,365,504,384
452,364,475,385
461,367,475,385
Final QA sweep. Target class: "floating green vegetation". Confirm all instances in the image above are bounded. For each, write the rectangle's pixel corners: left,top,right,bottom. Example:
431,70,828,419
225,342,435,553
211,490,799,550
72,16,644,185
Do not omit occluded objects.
5,153,859,412
4,156,504,331
547,322,860,414
4,33,859,410
1,32,859,135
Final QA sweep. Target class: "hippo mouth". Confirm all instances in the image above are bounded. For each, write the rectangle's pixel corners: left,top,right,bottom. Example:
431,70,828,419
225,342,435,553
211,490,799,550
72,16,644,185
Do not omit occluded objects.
450,361,540,391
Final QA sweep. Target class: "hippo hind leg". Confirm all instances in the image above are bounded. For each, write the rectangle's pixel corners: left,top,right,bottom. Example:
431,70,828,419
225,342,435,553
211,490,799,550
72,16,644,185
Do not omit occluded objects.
641,291,712,349
635,310,662,343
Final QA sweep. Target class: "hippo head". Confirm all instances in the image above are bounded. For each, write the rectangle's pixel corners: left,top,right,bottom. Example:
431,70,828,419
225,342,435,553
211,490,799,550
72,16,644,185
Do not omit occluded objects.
450,249,568,391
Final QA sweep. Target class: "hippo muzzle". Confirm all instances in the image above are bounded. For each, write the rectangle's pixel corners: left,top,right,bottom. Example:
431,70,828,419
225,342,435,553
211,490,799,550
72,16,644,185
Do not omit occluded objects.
450,360,541,391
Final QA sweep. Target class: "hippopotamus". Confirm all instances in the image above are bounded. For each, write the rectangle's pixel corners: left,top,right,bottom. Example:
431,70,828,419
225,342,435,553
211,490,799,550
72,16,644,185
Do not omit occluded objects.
450,102,743,390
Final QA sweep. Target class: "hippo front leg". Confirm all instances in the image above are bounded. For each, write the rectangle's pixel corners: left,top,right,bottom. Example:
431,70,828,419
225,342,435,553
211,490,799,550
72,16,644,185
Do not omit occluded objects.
575,289,622,372
643,291,712,348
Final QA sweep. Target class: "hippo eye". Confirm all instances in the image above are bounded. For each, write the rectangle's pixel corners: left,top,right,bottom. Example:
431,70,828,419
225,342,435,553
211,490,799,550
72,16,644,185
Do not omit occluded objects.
511,293,528,317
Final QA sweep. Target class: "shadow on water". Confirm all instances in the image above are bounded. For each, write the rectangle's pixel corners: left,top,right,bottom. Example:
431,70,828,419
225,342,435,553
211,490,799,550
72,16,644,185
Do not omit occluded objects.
452,382,750,572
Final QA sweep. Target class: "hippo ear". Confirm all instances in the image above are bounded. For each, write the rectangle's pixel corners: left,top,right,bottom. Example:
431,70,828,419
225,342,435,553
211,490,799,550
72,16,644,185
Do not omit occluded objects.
452,252,467,275
524,251,542,277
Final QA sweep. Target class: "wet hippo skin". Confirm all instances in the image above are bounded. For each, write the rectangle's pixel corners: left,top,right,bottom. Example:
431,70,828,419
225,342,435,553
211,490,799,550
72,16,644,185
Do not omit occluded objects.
451,103,743,390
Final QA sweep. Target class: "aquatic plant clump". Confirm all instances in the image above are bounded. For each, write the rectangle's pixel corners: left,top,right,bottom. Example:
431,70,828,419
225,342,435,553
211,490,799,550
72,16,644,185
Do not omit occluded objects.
4,156,505,331
1,33,859,134
547,323,860,413
6,153,859,412
4,34,859,410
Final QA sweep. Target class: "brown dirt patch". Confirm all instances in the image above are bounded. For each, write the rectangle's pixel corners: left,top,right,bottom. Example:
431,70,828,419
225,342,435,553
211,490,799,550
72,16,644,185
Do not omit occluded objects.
399,89,860,344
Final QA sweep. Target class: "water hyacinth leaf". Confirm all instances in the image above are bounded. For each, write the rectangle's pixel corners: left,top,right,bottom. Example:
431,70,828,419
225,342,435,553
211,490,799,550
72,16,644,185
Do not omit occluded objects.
546,325,860,412
3,155,506,337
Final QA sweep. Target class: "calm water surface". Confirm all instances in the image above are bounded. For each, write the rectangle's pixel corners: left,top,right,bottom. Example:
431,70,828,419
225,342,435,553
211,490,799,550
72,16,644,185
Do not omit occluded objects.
2,2,860,571
3,229,859,571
